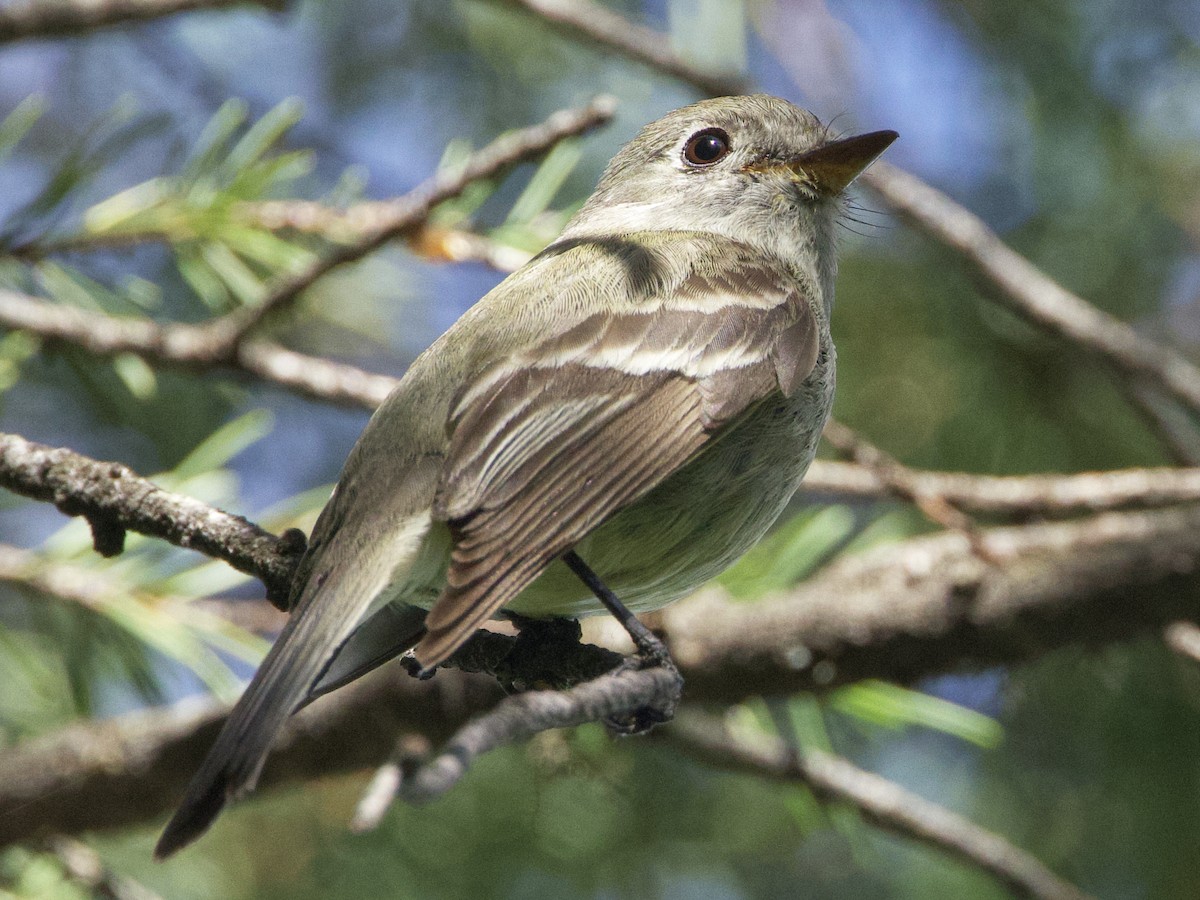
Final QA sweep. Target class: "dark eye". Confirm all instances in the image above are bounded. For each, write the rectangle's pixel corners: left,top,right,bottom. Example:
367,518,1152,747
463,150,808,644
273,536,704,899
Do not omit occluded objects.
682,128,731,166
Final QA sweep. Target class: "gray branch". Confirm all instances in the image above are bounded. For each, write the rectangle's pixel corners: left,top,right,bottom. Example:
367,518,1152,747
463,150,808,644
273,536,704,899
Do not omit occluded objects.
0,289,398,410
1,96,617,401
400,666,680,804
507,0,748,97
666,503,1200,698
861,161,1200,417
0,432,301,606
1,488,1199,843
802,459,1200,517
0,0,286,44
667,714,1092,900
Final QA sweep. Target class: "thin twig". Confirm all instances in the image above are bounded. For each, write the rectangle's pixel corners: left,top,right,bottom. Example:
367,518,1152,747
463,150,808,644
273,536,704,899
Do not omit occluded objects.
508,0,748,97
0,288,399,410
803,460,1200,518
18,210,540,276
667,714,1092,900
822,419,981,535
0,0,286,44
234,339,398,408
862,161,1200,417
200,95,617,350
350,733,431,833
241,209,542,275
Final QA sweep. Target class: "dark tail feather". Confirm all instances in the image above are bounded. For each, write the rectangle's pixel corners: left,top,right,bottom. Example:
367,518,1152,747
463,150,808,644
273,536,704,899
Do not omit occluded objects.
297,604,426,710
155,571,385,859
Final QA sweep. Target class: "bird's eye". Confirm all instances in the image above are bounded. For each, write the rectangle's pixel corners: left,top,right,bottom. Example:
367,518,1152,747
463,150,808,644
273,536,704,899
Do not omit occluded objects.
682,128,731,167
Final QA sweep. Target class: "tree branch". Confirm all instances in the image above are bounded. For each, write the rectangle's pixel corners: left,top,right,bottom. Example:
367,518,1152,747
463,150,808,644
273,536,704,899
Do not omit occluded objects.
0,0,286,44
802,459,1200,518
0,289,399,410
666,503,1200,698
2,485,1200,842
1,97,617,388
399,665,680,805
506,0,748,98
0,432,301,606
7,429,1200,697
666,714,1092,900
861,161,1200,417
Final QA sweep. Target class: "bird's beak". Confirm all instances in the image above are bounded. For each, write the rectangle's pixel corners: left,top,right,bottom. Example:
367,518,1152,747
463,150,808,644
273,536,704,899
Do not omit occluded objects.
781,129,898,195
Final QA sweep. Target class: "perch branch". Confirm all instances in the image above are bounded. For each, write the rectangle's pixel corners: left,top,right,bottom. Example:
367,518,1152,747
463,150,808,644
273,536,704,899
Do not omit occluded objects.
399,666,680,804
2,493,1200,840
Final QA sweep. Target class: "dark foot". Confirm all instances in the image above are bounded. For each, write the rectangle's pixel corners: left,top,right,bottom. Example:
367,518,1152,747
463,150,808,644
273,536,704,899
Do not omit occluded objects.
498,614,597,692
560,550,684,734
604,651,683,735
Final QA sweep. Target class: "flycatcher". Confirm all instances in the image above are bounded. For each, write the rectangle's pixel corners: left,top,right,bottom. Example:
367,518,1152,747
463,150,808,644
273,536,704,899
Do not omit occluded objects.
156,94,896,857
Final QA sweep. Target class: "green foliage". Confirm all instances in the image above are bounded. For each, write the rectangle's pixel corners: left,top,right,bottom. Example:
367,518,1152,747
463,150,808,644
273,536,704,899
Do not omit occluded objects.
0,411,333,738
0,98,45,169
718,505,859,598
0,97,170,248
0,847,91,900
1,1,1198,897
85,99,317,312
830,681,1002,749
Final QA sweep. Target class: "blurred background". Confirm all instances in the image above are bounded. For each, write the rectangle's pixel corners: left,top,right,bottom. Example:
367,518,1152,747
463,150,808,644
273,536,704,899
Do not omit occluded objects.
1,0,1199,897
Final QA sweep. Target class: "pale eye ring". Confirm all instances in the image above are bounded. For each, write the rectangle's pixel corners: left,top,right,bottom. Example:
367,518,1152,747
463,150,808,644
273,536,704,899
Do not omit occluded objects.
682,128,731,167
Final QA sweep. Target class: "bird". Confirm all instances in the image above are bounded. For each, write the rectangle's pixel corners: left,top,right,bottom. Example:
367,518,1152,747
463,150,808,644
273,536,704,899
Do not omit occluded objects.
155,94,896,858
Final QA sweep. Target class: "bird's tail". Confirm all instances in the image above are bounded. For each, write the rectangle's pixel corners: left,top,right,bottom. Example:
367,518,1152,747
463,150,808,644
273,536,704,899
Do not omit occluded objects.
154,558,424,858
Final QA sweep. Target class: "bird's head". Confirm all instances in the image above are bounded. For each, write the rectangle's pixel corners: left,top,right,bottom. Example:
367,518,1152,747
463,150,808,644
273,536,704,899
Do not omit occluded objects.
563,95,897,297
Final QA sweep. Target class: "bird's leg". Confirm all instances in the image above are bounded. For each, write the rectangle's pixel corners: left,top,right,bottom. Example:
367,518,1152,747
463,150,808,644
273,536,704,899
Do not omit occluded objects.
561,551,670,665
561,549,682,733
